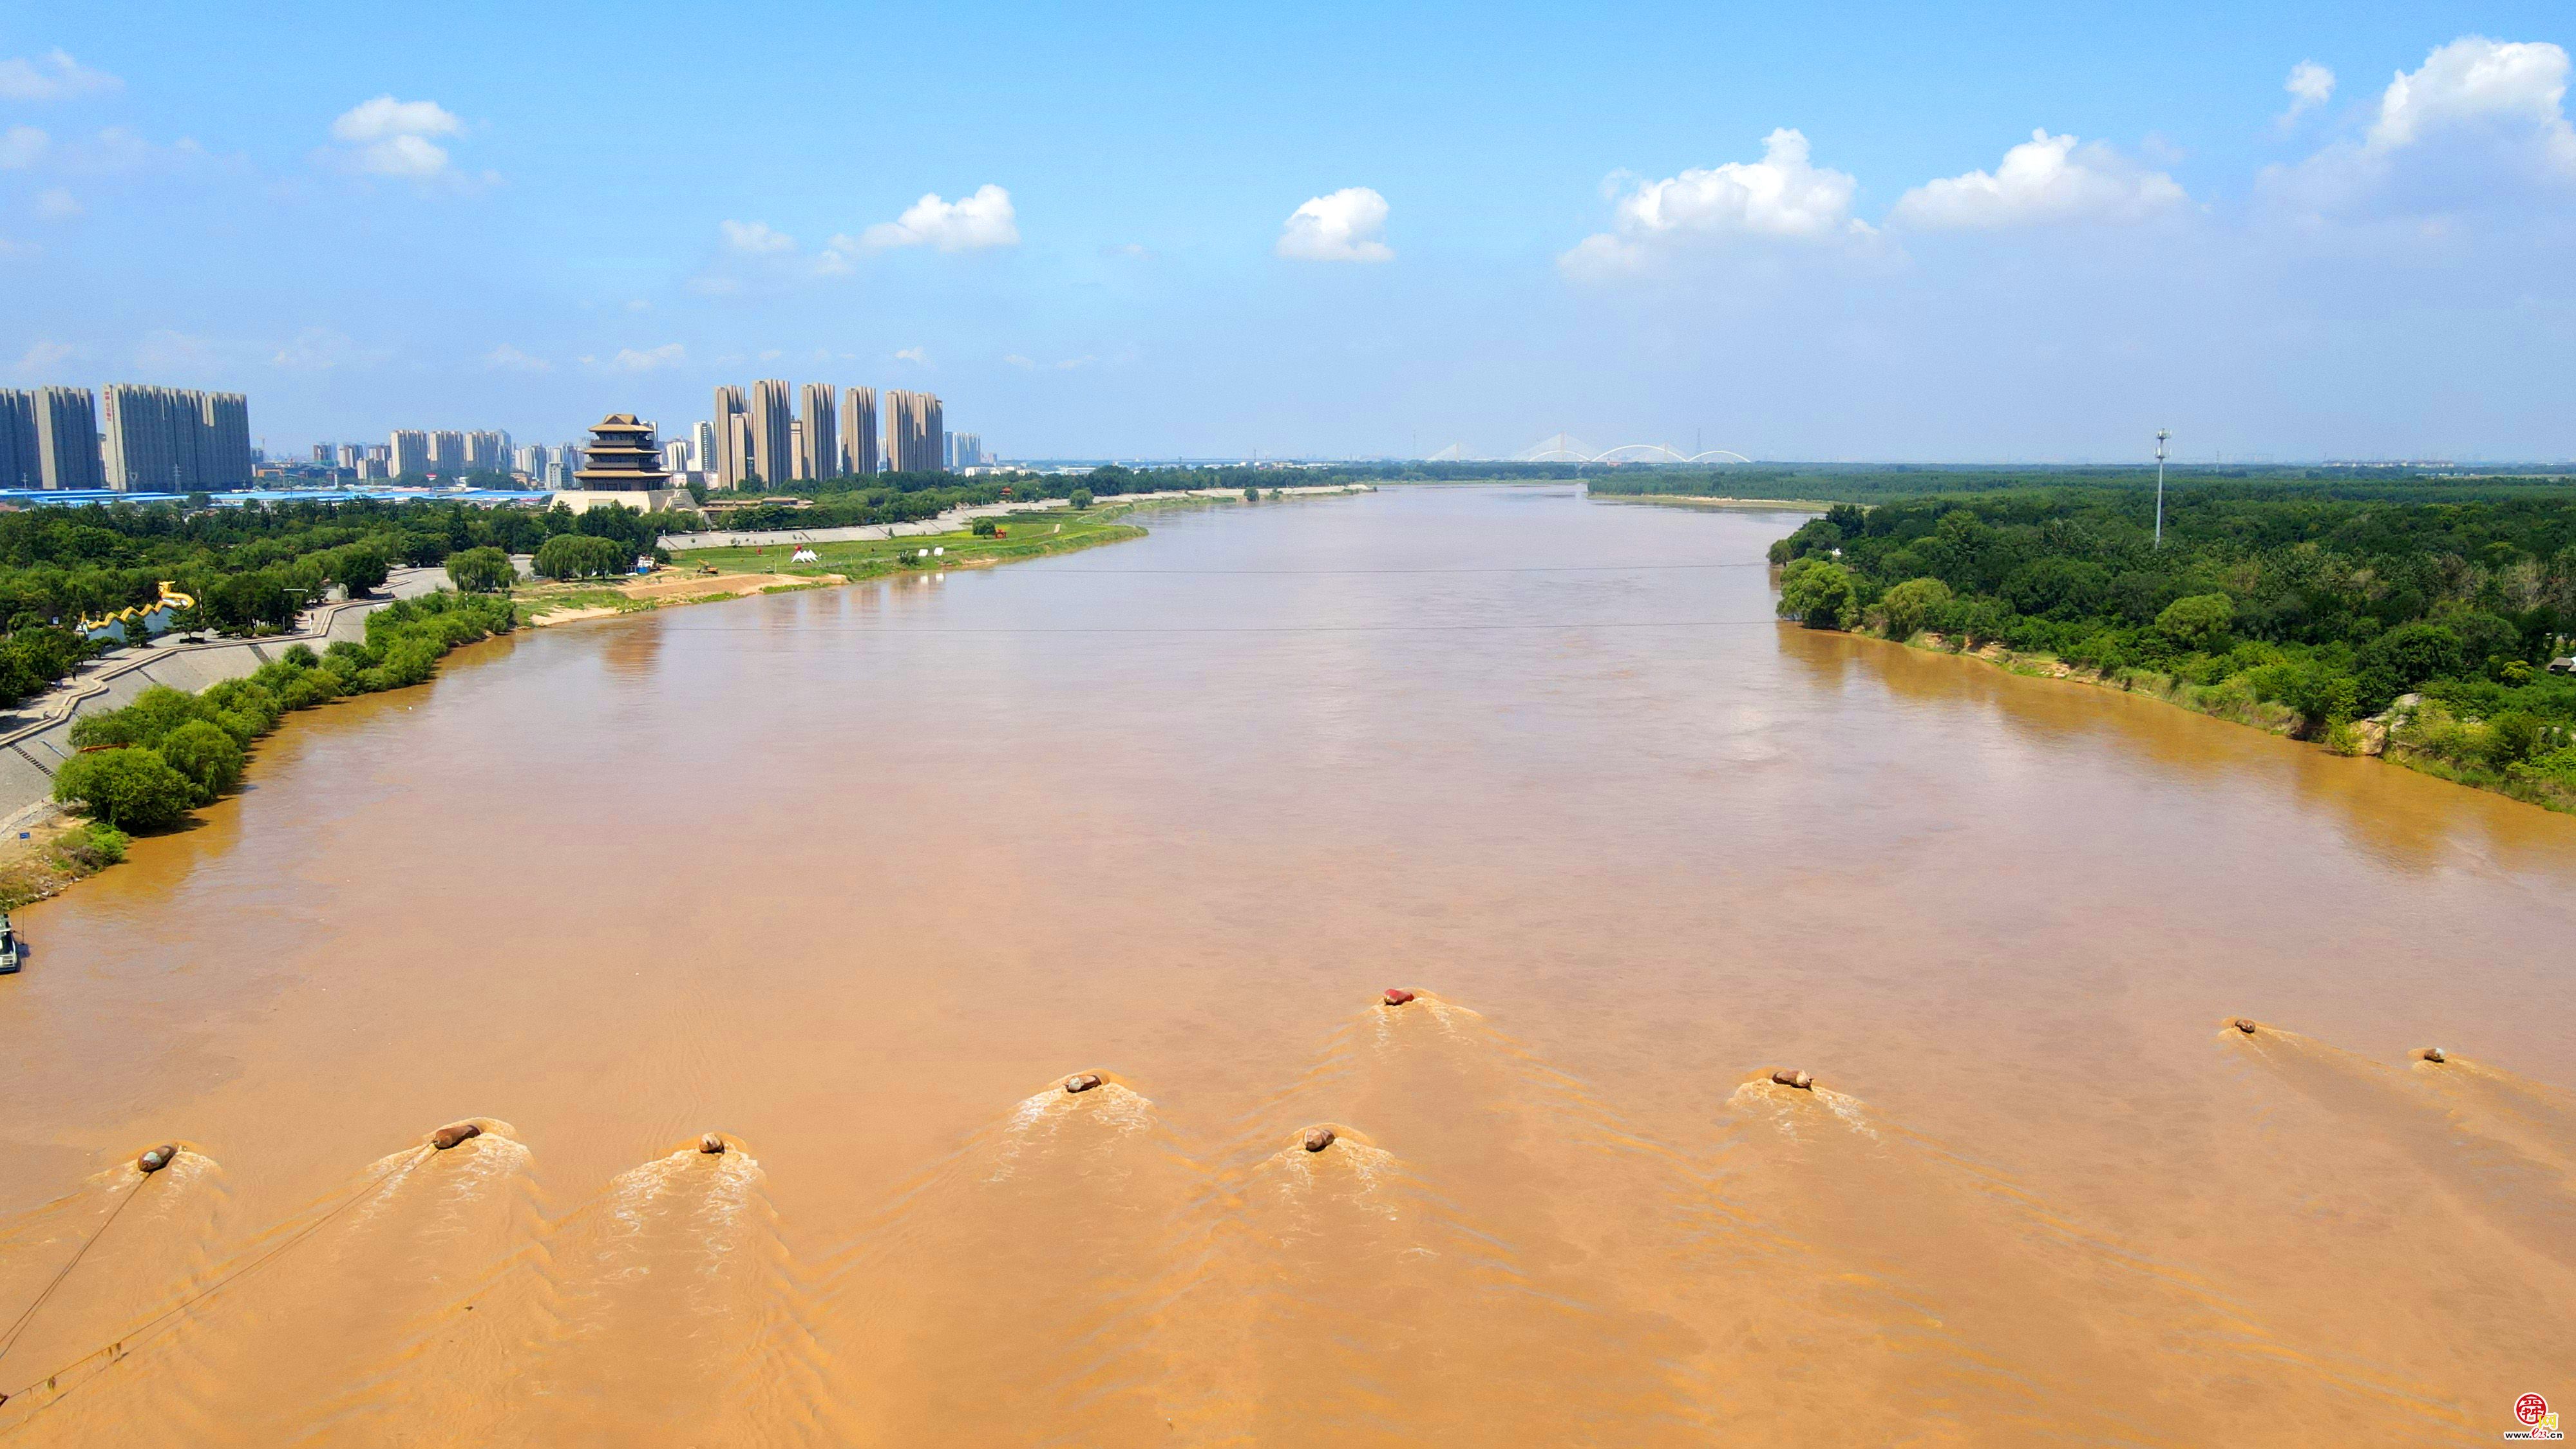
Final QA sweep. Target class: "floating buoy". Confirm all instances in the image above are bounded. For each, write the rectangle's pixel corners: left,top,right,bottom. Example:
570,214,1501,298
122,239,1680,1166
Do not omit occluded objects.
431,1122,482,1150
1065,1072,1104,1094
1382,989,1416,1007
137,1144,178,1174
1770,1069,1814,1091
1303,1127,1336,1153
2412,1046,2447,1063
2230,1018,2259,1034
699,1132,726,1154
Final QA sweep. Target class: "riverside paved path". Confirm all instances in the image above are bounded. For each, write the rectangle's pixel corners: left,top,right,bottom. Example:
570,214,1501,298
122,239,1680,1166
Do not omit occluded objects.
0,565,453,830
657,484,1372,552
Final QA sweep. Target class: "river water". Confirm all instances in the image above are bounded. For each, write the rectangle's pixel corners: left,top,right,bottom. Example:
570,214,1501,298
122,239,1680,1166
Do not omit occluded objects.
2,484,2570,1444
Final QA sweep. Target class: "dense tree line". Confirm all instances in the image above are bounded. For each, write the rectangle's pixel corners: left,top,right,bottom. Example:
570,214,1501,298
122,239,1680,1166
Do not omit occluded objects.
1769,491,2576,804
54,592,516,831
1590,465,2576,505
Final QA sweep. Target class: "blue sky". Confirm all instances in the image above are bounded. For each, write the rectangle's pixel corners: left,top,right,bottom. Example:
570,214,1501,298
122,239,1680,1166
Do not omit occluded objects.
3,1,2573,461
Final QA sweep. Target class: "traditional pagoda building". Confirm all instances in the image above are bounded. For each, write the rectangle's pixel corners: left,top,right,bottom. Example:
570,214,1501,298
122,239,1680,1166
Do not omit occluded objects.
556,413,694,515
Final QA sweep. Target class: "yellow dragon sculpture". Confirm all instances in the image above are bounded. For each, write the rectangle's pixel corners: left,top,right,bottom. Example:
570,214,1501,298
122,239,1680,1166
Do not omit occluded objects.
79,580,199,638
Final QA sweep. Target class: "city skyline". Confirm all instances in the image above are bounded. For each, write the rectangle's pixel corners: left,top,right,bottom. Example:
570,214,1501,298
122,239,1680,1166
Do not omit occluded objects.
1,4,2573,460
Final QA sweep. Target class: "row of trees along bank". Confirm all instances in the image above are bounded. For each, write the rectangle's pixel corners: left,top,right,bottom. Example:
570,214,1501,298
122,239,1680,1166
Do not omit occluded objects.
50,592,517,833
689,460,1392,535
0,497,687,710
1770,492,2576,812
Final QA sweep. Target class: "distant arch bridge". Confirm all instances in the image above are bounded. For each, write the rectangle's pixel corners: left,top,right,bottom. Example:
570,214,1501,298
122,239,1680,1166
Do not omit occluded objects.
1510,433,1751,465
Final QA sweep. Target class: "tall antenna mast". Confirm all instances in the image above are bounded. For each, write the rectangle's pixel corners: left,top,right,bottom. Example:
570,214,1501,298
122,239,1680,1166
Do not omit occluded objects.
2154,428,2171,548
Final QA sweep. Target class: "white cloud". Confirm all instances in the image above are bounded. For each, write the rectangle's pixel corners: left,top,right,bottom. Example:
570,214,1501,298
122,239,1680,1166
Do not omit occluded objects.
0,236,35,259
329,95,462,145
33,187,80,220
2371,37,2573,157
856,184,1019,251
269,327,366,371
894,346,929,365
0,126,45,169
1277,187,1395,262
135,330,218,370
1562,130,1864,272
2266,37,2576,218
1890,129,2188,229
14,340,75,374
325,95,466,180
0,50,121,102
607,343,685,372
721,219,795,252
482,343,551,372
2282,61,2336,123
1004,353,1034,368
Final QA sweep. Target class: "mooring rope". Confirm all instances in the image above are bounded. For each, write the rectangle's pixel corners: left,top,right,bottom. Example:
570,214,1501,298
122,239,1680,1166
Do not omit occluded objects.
0,1145,433,1421
0,1171,149,1367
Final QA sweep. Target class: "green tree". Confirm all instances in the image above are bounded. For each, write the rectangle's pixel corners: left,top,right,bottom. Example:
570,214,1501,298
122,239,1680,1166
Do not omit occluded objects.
328,543,392,596
157,719,245,803
52,747,199,831
1243,484,1260,502
2365,623,2465,694
1877,577,1953,639
1068,487,1093,509
533,534,627,580
444,546,515,593
2155,593,2235,652
1777,557,1858,630
971,517,998,536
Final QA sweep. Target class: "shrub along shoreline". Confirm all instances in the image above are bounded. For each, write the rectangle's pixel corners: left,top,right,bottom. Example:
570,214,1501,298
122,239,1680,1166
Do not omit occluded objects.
48,592,516,840
1769,495,2576,815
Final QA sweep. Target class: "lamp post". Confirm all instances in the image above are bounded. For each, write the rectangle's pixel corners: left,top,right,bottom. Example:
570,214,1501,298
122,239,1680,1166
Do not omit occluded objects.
2154,429,2171,549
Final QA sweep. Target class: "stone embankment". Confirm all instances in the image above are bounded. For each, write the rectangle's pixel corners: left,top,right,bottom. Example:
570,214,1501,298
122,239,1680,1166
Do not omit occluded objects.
0,567,452,830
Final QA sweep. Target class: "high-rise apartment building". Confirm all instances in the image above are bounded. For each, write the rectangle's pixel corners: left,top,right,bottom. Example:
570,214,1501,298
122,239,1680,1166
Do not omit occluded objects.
199,393,251,487
513,444,542,475
0,390,37,489
884,390,946,473
390,430,430,477
841,386,878,475
35,386,104,491
659,439,693,477
747,379,792,487
465,430,511,472
691,420,715,475
951,432,986,469
798,383,838,481
710,385,748,488
428,430,466,473
338,443,365,471
103,385,199,490
358,455,390,480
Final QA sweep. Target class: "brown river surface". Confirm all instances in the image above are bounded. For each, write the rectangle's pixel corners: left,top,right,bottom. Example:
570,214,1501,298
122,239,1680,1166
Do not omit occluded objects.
3,484,2573,1444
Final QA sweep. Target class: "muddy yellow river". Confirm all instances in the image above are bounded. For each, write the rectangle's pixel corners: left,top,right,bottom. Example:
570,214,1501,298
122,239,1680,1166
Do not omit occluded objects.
3,486,2569,1444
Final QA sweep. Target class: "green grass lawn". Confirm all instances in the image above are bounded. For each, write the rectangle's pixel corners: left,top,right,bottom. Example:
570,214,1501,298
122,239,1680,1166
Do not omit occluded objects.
672,511,1146,578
